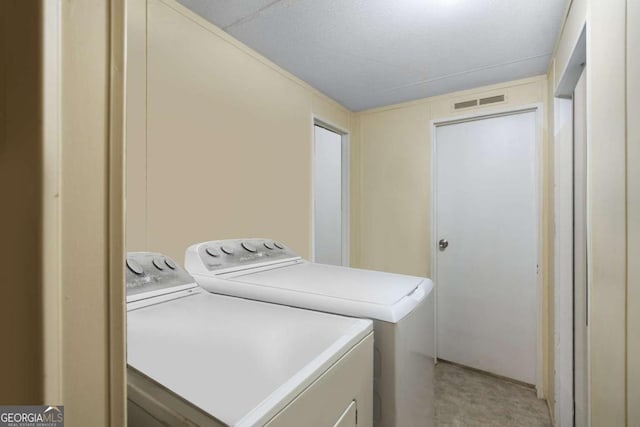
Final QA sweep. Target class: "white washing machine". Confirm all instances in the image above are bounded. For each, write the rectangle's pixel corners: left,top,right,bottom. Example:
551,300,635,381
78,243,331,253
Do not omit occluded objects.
184,239,435,427
126,252,374,427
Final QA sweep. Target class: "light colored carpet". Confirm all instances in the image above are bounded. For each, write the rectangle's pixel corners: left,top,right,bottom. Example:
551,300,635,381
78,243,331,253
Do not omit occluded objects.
435,361,552,427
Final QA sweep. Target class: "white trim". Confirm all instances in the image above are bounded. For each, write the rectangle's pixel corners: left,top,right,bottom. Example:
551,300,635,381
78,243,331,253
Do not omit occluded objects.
309,116,316,261
341,130,351,267
430,103,544,396
553,97,574,427
430,118,438,364
534,105,545,399
311,116,351,267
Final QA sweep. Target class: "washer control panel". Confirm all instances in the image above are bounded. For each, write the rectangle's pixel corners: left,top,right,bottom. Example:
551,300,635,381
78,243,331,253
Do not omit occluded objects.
197,238,299,272
126,252,195,298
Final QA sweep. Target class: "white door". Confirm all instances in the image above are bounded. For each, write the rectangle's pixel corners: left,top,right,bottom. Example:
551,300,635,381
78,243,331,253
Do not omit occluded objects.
435,110,538,384
314,125,346,266
573,69,589,427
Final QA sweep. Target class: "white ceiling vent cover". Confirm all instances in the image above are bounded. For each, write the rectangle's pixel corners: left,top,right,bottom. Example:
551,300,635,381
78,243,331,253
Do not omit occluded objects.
453,94,506,110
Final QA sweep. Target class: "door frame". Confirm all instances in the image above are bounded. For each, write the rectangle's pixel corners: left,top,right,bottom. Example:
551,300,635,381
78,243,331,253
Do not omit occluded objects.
311,116,350,266
430,104,544,396
41,0,127,421
553,23,588,427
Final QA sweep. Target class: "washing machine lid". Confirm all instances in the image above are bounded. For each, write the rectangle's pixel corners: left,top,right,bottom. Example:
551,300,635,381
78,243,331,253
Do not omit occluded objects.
127,291,371,427
238,262,421,305
185,239,433,323
195,262,431,323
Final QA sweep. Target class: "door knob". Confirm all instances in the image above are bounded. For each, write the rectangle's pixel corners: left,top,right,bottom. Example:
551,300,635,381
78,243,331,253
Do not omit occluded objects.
439,239,448,250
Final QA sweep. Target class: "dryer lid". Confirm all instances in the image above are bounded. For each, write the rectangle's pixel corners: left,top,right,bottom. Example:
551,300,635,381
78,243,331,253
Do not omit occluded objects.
127,292,372,426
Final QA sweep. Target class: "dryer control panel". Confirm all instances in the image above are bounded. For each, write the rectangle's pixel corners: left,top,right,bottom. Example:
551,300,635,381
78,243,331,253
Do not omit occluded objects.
191,238,300,273
126,252,196,299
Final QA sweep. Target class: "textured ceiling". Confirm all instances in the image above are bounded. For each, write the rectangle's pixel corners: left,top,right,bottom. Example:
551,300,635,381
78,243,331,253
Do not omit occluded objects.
177,0,567,111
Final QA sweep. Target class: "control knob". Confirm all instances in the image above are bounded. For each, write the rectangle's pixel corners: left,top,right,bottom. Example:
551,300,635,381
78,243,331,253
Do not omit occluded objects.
241,242,257,253
126,259,144,275
206,247,220,257
164,258,177,270
152,258,165,270
221,245,234,255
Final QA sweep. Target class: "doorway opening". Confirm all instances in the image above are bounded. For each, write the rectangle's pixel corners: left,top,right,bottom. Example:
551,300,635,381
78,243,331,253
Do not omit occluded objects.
312,121,350,266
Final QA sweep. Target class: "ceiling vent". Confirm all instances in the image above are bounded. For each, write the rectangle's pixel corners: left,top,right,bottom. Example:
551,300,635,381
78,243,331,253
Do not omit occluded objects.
453,93,506,110
479,94,505,105
454,99,478,109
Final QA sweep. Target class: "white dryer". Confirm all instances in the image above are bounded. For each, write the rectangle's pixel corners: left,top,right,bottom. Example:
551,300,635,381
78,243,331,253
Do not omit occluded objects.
184,239,435,427
126,252,374,427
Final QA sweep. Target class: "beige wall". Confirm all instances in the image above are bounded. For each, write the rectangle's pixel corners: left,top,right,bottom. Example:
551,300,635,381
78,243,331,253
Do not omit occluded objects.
126,0,354,263
627,0,640,423
356,102,430,276
0,0,44,404
353,76,553,397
